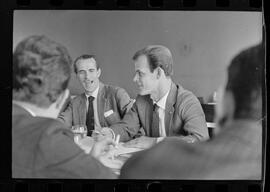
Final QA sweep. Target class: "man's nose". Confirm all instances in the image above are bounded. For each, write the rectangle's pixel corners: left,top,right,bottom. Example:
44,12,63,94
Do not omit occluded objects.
85,71,91,79
133,74,138,83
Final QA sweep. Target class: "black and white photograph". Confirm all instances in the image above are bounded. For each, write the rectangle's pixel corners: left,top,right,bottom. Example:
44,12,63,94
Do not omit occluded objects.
12,10,264,179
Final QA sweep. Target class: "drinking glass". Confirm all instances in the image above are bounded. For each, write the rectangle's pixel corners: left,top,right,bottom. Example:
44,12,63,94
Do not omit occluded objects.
71,125,87,144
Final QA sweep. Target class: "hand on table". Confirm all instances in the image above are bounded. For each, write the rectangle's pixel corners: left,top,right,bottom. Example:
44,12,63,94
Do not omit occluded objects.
123,136,156,149
90,137,116,160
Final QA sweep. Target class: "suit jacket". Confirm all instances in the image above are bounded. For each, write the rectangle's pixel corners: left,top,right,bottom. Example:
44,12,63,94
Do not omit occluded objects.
58,82,133,128
110,82,209,142
12,104,116,179
120,120,262,179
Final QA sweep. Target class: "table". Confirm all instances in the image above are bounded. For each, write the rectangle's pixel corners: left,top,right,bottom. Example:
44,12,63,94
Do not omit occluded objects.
75,137,146,175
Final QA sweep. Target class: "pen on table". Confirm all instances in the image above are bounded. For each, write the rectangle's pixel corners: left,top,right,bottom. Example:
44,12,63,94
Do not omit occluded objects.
111,135,120,160
115,134,120,149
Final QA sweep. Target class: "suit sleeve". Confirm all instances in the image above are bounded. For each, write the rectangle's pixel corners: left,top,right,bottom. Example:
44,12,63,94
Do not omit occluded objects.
120,139,204,179
115,88,133,118
40,122,117,179
110,101,141,142
176,93,209,142
57,99,73,127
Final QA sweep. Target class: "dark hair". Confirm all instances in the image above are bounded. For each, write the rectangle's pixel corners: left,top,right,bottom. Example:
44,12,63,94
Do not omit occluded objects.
73,54,99,73
226,43,264,120
13,35,72,107
133,45,173,77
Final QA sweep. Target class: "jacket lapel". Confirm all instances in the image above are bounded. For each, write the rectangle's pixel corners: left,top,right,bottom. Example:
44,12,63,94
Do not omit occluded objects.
79,94,87,125
97,82,106,127
164,82,178,136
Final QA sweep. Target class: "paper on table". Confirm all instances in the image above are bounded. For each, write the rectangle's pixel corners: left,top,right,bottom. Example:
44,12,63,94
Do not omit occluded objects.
76,137,144,175
99,153,124,169
77,137,143,156
98,145,142,173
113,143,144,156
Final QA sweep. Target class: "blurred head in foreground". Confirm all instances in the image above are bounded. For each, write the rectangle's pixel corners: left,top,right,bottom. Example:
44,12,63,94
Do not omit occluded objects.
13,35,72,118
215,43,264,130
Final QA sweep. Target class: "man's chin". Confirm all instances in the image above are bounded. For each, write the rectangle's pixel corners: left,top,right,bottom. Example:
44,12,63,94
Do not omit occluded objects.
84,87,95,93
138,90,148,96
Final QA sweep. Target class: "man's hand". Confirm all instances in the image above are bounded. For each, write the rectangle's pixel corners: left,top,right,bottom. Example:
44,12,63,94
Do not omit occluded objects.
92,127,114,142
123,136,157,149
90,137,115,160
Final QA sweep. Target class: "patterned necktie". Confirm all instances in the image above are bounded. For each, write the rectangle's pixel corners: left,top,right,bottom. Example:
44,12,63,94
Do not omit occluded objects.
151,103,160,137
86,96,95,136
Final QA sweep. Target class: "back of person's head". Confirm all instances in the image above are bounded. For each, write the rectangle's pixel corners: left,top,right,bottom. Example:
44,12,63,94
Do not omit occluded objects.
13,35,72,108
133,45,173,77
225,43,264,120
73,54,99,73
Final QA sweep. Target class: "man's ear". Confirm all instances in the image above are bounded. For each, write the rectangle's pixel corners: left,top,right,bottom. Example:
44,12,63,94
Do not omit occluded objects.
97,68,101,78
217,90,235,128
223,91,235,119
76,72,80,81
156,67,162,79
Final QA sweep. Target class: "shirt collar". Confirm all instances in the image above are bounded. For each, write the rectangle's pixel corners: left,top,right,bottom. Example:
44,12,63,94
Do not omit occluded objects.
154,88,170,110
13,100,36,117
85,85,99,99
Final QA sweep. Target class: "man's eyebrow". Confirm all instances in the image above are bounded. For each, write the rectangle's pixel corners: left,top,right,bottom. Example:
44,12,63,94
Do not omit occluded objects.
78,68,95,72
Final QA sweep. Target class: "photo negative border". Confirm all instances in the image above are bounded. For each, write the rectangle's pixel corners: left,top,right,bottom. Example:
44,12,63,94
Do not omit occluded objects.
0,0,267,192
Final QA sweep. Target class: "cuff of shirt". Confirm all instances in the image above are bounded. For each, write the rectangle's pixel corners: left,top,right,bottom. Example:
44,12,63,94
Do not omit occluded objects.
156,137,165,143
181,136,196,143
108,128,116,140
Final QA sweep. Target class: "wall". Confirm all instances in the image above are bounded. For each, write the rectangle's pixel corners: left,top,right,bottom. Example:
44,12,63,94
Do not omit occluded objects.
13,11,262,102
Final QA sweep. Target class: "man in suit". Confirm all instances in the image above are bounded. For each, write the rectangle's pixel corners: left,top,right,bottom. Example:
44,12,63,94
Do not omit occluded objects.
99,45,209,147
58,54,133,136
12,35,117,178
120,43,264,179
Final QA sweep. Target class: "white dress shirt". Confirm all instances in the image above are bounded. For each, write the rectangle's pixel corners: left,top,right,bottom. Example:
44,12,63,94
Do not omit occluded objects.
85,85,101,132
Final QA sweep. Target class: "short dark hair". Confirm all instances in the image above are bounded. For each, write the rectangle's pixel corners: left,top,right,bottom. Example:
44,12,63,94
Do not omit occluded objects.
226,43,264,120
133,45,173,77
13,35,72,107
73,54,99,73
